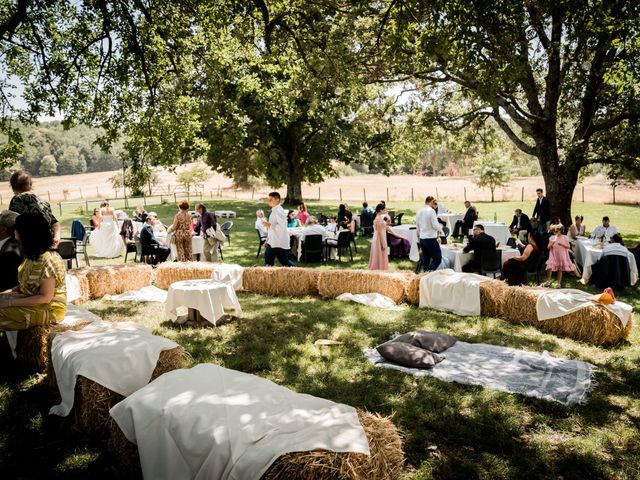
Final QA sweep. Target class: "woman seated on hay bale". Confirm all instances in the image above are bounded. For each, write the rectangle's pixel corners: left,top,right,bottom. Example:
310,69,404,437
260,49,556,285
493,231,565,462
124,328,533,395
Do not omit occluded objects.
499,231,541,286
0,213,67,330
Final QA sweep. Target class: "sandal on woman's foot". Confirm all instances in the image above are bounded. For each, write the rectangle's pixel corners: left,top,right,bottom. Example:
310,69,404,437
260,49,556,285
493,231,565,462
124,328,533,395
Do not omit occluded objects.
540,281,552,287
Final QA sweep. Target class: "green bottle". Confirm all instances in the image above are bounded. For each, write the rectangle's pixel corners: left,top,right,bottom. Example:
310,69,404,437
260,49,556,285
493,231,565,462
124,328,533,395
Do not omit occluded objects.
493,212,497,222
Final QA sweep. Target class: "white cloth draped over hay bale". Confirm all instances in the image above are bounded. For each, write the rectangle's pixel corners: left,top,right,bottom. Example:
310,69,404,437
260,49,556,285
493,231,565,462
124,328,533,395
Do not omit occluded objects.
336,293,405,311
103,285,168,303
109,364,404,480
49,321,186,437
318,270,409,304
210,263,244,290
503,286,634,345
66,271,90,304
155,262,216,290
243,267,320,296
70,264,153,299
418,269,490,316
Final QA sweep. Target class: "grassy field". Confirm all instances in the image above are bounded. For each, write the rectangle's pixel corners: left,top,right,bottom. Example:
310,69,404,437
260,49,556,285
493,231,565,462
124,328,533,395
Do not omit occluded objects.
1,198,639,479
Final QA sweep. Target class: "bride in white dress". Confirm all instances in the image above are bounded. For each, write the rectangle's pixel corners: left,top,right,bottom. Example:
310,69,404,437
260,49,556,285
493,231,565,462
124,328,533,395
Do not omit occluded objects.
90,201,123,258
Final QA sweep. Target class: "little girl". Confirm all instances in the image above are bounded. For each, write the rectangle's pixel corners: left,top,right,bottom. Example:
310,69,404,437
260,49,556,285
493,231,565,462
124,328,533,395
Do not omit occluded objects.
543,224,574,288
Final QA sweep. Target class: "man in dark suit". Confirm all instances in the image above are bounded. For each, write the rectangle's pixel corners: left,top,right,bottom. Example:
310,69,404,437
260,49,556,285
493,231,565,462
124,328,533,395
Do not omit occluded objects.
462,224,497,273
452,201,478,239
0,211,23,292
508,209,532,242
532,188,551,234
139,213,170,264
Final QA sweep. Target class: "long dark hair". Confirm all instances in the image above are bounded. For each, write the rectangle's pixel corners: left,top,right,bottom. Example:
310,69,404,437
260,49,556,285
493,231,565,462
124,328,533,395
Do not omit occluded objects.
120,219,134,240
375,203,386,213
15,213,53,260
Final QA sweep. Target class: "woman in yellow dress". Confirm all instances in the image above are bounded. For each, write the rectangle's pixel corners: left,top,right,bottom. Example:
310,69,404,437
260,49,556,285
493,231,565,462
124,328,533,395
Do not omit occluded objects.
0,213,67,330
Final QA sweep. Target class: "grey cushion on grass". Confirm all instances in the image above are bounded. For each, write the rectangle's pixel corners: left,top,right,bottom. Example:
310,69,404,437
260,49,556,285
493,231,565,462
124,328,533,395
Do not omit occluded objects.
376,342,444,369
391,330,457,353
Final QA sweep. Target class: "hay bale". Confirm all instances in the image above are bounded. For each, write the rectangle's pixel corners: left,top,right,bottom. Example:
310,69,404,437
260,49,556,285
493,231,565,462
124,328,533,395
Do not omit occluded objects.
70,265,153,299
243,267,320,297
110,409,404,480
318,270,409,304
15,325,49,373
67,271,90,304
405,273,425,306
155,262,216,290
479,280,510,318
503,286,634,345
75,346,187,436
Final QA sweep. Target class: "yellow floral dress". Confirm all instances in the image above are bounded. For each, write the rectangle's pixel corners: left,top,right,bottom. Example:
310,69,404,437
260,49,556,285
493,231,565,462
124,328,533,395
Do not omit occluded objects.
0,251,67,330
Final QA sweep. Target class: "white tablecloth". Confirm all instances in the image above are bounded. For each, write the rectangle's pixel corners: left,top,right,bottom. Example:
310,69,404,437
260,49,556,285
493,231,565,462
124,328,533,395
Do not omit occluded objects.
393,224,419,261
574,239,638,285
438,213,464,232
288,227,336,261
168,235,205,261
165,279,242,325
474,221,511,246
210,263,244,290
441,245,520,272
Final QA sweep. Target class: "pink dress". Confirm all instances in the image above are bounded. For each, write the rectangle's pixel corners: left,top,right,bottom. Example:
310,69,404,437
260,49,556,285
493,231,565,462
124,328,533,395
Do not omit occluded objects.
546,234,573,272
369,215,389,270
297,211,309,225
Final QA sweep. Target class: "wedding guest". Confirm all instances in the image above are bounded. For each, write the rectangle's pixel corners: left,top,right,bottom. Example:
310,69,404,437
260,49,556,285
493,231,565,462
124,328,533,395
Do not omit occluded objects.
385,216,411,258
255,210,268,240
360,202,374,215
568,215,586,240
326,216,338,233
369,203,389,270
591,216,617,242
133,205,148,223
119,219,136,247
90,208,102,230
194,203,219,262
462,224,497,273
437,218,450,244
0,211,22,293
542,224,573,288
501,232,541,286
416,196,442,271
287,210,300,228
140,213,171,264
296,203,309,225
602,234,632,257
532,188,551,234
262,192,294,267
508,209,532,242
452,200,478,239
171,199,192,262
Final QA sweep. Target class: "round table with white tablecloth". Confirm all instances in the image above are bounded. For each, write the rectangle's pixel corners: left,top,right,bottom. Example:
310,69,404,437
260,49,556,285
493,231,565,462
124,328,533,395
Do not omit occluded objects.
437,213,464,232
441,244,520,272
473,221,511,246
165,279,242,326
574,238,638,285
392,224,420,262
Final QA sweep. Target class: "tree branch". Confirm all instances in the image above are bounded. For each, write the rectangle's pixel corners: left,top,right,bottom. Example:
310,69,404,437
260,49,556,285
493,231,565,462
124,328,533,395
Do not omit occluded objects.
0,0,31,41
492,109,537,156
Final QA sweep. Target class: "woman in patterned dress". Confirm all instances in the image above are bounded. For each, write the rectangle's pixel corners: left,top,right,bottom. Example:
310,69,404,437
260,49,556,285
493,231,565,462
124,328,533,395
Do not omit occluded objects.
171,199,192,262
0,213,67,330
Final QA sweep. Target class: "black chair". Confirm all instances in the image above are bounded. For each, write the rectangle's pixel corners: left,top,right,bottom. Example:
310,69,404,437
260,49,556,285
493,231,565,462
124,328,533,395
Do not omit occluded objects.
480,249,502,278
74,231,91,266
350,231,358,253
506,237,517,249
221,221,233,246
57,239,77,269
329,230,353,262
590,255,631,292
317,213,329,226
387,211,395,224
302,234,325,263
360,213,374,237
136,237,159,264
218,243,224,261
391,212,404,226
524,250,544,284
122,236,137,262
256,229,267,257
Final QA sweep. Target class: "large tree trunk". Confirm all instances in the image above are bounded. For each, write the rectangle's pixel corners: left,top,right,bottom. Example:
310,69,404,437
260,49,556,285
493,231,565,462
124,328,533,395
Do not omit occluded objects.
538,146,582,227
284,147,303,205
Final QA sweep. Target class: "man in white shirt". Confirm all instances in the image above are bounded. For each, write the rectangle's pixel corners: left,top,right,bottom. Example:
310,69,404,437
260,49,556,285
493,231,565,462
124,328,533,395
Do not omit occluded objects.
255,210,268,240
602,234,631,257
415,196,443,271
261,192,295,267
301,217,329,241
592,216,618,242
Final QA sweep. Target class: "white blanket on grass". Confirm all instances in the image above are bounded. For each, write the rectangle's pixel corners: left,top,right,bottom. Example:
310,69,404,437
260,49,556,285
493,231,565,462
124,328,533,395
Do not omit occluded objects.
49,322,179,417
536,289,633,327
364,341,595,406
110,364,369,480
211,263,244,290
336,292,404,311
103,285,168,303
419,269,490,316
5,303,103,359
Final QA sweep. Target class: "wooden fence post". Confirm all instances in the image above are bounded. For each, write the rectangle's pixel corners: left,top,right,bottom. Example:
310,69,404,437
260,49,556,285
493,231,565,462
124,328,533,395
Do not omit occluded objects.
582,186,585,203
386,187,389,202
85,200,88,212
435,187,439,199
252,188,255,200
58,202,62,217
79,187,83,199
411,187,414,202
339,188,342,201
521,186,524,202
464,186,467,202
612,185,616,204
318,187,320,201
48,191,51,202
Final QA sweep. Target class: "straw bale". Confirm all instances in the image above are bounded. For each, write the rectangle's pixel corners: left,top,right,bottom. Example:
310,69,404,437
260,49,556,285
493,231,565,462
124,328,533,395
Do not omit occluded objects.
155,262,216,289
70,265,152,299
243,267,320,296
318,270,409,304
405,273,426,306
479,280,510,318
67,271,90,305
112,264,153,293
14,325,49,373
503,286,634,345
110,409,404,480
75,346,187,436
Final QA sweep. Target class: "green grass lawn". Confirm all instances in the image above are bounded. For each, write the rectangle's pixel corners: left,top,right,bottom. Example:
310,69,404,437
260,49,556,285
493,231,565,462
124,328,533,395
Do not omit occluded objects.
1,197,639,479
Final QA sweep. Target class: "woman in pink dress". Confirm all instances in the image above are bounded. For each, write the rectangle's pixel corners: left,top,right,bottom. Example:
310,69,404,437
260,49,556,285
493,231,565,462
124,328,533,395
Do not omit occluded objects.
369,203,389,270
543,224,574,288
296,203,309,225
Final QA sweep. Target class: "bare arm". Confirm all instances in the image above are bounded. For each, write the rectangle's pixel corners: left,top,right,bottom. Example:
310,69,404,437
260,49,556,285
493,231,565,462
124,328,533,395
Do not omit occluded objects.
52,222,61,246
0,276,55,308
513,244,533,262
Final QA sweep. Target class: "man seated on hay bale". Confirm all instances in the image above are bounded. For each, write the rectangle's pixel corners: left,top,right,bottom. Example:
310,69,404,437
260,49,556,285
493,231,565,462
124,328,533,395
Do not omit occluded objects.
0,211,22,293
0,213,67,331
140,213,171,264
262,192,295,267
462,224,497,273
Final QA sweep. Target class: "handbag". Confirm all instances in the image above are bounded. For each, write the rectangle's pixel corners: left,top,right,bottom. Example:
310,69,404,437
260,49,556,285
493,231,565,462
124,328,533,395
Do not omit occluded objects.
207,224,227,243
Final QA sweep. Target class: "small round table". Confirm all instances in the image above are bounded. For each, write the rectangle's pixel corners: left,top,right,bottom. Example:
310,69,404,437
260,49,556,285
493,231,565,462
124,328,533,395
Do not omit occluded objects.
165,279,242,326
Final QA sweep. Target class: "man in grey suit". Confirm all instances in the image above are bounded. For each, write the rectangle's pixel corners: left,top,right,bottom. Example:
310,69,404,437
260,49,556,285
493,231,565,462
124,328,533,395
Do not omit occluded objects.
0,211,23,292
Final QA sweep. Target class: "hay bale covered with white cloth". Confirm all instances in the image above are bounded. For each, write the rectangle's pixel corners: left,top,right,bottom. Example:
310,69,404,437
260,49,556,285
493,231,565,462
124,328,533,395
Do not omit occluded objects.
155,262,216,290
243,267,319,296
318,270,409,304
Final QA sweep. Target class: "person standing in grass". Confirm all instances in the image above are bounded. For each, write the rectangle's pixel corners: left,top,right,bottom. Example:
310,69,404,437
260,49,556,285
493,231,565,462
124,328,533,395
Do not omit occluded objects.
542,224,573,288
171,199,192,262
369,203,389,270
416,196,443,271
262,192,295,267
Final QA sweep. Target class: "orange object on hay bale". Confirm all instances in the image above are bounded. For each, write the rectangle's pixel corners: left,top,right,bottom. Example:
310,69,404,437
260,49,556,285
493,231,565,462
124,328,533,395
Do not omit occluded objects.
243,267,320,296
318,270,409,304
109,409,405,480
155,262,216,290
70,265,153,299
74,346,187,436
503,286,633,345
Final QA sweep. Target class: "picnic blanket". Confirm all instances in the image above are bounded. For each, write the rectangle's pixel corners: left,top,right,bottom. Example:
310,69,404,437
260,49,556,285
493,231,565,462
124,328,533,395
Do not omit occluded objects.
49,321,178,417
364,341,595,405
110,363,369,480
336,292,404,311
103,285,168,303
419,269,490,316
536,289,633,327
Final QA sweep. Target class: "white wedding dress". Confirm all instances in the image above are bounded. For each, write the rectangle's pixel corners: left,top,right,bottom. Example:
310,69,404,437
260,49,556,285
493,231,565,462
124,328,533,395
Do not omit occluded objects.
90,213,123,258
